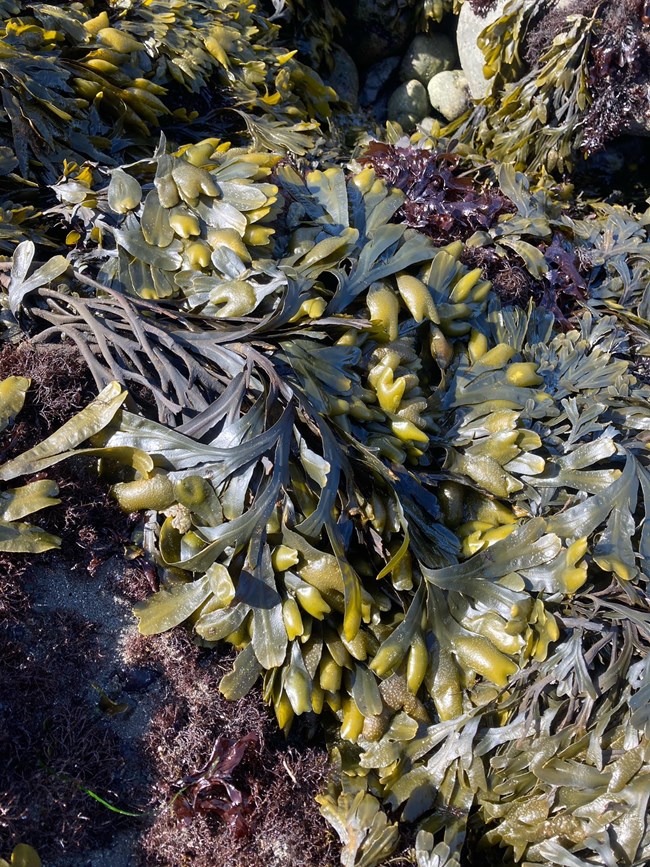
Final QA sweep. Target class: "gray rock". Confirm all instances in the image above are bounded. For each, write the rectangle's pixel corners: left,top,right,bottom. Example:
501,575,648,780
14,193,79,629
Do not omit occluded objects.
387,79,430,131
399,34,456,86
348,0,414,68
325,45,360,109
418,116,438,136
360,55,401,107
456,0,506,99
427,70,472,122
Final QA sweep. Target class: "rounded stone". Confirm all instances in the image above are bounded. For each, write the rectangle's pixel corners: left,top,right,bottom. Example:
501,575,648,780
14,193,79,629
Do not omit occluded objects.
360,55,401,107
387,79,430,131
347,0,414,68
456,0,507,99
399,34,457,86
427,70,472,122
325,45,360,109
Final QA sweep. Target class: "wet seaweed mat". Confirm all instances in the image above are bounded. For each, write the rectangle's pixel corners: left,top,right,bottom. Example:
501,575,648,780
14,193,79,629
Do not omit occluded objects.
1,2,650,867
0,343,335,865
0,345,144,859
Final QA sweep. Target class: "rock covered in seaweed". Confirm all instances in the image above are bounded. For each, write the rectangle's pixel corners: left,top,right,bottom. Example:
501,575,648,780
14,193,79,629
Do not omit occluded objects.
453,0,650,173
456,0,507,98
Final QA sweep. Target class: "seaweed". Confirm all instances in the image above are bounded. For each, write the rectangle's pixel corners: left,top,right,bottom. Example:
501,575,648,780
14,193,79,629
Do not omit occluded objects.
9,135,647,866
171,733,257,832
2,1,650,866
467,0,497,15
123,629,335,867
0,0,338,184
360,142,513,243
447,0,650,174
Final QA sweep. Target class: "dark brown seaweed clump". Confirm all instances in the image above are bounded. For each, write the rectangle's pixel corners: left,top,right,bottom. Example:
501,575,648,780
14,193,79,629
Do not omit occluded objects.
0,343,96,452
360,141,514,243
468,0,498,16
0,601,137,856
468,233,587,327
0,344,146,857
123,631,335,867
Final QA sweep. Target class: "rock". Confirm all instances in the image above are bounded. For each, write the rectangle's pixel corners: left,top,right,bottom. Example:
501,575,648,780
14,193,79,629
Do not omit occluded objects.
456,0,506,99
418,116,438,136
399,34,457,85
427,70,472,122
620,110,650,139
325,45,359,109
360,55,401,107
387,79,430,131
346,0,414,68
